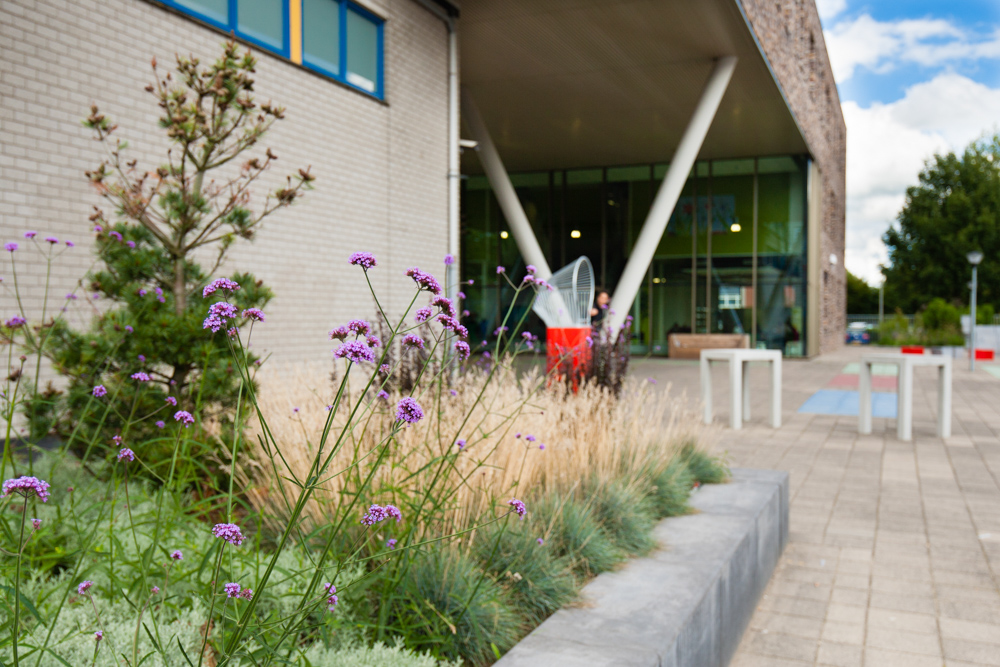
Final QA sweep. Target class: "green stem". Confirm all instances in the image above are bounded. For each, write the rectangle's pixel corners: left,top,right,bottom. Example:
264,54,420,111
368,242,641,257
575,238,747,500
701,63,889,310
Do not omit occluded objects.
12,502,27,666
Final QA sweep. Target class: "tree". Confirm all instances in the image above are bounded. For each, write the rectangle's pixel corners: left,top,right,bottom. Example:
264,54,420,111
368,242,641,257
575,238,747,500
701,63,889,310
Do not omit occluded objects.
846,270,878,313
29,42,312,447
883,134,1000,313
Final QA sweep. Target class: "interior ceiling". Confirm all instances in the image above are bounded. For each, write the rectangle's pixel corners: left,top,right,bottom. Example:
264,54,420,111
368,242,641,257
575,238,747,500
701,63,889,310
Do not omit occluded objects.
459,0,810,174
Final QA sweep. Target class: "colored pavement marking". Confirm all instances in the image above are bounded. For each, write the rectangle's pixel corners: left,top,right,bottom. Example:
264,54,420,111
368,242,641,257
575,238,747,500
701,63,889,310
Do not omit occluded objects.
841,363,899,376
827,374,897,391
984,365,1000,380
798,389,898,418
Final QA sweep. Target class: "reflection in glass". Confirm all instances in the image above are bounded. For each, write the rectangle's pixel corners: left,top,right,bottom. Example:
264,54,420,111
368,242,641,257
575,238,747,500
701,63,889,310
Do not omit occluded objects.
175,0,228,22
238,0,285,49
346,7,378,92
303,0,340,73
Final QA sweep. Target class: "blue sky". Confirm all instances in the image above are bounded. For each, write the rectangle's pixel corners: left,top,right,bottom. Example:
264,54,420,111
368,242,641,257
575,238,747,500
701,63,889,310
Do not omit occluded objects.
819,0,1000,283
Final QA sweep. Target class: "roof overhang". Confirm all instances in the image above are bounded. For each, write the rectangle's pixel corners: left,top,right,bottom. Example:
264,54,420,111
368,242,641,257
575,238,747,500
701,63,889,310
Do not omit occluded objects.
459,0,809,173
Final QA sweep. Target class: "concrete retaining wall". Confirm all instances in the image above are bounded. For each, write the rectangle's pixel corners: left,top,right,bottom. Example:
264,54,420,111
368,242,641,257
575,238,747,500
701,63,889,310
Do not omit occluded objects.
496,468,789,667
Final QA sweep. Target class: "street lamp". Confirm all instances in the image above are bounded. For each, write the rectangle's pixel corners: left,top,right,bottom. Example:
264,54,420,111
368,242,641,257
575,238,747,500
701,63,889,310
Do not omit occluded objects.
968,251,984,371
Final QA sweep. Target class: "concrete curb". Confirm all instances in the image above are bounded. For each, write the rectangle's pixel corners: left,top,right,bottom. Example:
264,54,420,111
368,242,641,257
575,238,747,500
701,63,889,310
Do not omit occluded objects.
495,468,789,667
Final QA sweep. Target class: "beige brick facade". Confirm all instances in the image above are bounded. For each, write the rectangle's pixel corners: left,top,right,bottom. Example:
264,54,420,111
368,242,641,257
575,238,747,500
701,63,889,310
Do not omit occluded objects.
0,0,451,366
741,0,848,354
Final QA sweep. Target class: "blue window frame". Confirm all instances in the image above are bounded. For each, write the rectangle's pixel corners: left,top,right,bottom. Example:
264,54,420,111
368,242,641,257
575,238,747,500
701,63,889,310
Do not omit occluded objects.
163,0,291,57
302,0,384,98
154,0,385,100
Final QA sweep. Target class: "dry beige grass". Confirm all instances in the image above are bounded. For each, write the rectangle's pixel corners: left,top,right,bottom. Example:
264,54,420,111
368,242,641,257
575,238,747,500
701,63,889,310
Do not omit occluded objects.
241,360,713,536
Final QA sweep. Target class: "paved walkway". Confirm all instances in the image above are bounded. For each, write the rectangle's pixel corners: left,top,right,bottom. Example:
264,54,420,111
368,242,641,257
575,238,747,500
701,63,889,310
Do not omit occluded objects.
634,346,1000,667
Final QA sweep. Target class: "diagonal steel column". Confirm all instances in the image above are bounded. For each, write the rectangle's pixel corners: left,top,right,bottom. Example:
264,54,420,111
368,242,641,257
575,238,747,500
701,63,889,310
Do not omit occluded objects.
607,56,737,331
461,89,553,280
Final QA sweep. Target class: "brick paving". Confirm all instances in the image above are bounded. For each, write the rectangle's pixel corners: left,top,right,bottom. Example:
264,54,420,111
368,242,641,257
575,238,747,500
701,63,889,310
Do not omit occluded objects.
634,346,1000,667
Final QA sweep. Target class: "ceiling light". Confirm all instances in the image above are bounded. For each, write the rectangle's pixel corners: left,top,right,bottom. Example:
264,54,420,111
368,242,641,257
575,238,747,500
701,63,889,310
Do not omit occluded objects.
570,230,581,239
653,277,661,284
730,223,741,232
500,231,509,239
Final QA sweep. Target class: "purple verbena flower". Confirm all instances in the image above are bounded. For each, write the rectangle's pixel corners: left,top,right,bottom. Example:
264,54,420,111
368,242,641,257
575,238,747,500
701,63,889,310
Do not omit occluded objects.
1,476,51,502
379,363,390,374
347,319,370,336
457,439,466,450
170,550,183,561
349,252,377,270
444,254,455,265
92,385,107,397
126,240,136,249
376,390,389,401
5,316,26,329
526,265,537,275
4,242,17,252
31,518,41,530
131,372,150,382
385,505,402,523
414,307,432,323
224,582,241,598
155,420,165,429
537,537,544,545
386,538,397,550
117,448,135,463
334,340,376,364
395,397,424,425
449,389,458,396
360,504,387,526
66,294,78,300
431,296,456,317
24,231,37,239
174,410,194,427
508,498,527,519
367,335,381,348
77,580,94,595
454,341,471,361
202,278,241,298
165,396,177,406
212,523,245,546
125,325,133,333
405,267,442,294
108,231,122,241
525,435,536,442
242,308,265,322
44,236,58,244
402,333,424,349
94,630,103,642
539,444,546,450
240,588,253,600
65,240,75,247
323,582,339,610
203,302,238,332
329,326,349,340
496,266,505,274
151,586,160,595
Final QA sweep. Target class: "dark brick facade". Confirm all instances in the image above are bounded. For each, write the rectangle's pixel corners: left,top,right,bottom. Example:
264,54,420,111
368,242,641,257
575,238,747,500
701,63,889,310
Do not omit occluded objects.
741,0,847,354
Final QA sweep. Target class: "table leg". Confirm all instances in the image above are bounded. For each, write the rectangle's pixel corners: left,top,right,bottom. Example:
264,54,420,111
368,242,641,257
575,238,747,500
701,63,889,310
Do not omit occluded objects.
939,362,952,438
898,362,913,441
859,361,873,435
730,358,742,430
701,356,712,425
742,360,751,421
771,357,782,428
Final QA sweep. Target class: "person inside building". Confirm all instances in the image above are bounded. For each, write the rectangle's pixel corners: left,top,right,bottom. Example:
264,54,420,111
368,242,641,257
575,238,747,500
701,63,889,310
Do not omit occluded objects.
590,288,611,328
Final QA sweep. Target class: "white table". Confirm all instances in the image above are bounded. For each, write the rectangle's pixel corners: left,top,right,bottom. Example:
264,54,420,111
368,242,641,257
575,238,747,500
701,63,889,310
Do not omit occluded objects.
859,353,951,441
700,349,782,430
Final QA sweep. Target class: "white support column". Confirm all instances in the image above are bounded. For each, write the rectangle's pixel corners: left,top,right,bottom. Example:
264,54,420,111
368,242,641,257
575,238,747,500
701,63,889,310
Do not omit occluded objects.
608,56,737,330
461,90,553,280
445,22,460,300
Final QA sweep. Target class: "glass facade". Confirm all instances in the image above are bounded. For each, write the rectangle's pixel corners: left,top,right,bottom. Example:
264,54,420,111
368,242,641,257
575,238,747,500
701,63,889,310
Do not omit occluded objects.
460,155,809,356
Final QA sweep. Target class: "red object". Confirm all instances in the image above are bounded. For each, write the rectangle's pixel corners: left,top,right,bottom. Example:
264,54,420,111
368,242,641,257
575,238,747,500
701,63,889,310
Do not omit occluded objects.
901,346,924,355
546,327,592,391
975,349,995,360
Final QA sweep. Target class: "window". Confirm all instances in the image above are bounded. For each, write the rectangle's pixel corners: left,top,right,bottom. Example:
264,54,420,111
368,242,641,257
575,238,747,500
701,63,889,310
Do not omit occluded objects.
155,0,384,99
302,0,383,97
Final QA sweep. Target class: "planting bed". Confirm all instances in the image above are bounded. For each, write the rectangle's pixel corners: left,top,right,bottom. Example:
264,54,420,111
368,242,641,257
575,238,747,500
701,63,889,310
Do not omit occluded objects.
495,468,788,667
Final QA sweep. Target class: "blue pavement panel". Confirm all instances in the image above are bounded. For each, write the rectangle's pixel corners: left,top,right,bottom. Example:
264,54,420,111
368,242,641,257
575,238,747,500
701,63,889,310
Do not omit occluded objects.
841,363,899,376
797,390,897,418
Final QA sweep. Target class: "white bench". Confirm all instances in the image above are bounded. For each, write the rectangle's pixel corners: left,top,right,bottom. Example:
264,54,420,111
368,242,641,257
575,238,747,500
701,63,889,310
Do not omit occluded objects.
700,349,782,430
859,353,952,441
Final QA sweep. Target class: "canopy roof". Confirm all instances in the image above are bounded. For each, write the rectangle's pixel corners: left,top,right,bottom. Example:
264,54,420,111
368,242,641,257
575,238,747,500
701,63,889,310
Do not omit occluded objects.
459,0,809,173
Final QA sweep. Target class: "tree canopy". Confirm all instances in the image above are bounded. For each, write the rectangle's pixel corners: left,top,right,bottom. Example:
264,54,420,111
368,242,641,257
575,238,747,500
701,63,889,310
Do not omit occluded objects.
846,270,879,313
882,134,1000,313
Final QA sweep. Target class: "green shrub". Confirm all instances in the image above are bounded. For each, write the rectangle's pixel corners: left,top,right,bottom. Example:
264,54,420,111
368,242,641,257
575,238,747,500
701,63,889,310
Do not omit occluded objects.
393,549,522,666
587,478,658,556
536,495,625,578
681,442,729,484
651,458,696,517
301,639,462,667
473,523,578,626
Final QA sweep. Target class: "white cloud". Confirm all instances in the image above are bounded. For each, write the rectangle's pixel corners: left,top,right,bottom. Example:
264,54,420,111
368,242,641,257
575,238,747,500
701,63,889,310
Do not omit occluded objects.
826,14,1000,81
843,73,1000,284
815,0,847,23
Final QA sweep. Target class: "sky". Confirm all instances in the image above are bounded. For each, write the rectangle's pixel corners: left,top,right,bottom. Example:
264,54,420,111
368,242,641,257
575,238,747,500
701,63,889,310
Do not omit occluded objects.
816,0,1000,284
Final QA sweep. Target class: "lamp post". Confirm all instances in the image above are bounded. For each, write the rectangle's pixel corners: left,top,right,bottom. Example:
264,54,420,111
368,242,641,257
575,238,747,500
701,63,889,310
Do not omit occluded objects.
968,251,984,371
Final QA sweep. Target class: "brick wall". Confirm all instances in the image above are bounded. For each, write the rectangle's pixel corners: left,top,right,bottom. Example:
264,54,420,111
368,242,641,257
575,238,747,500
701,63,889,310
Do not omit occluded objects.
740,0,848,354
0,0,450,368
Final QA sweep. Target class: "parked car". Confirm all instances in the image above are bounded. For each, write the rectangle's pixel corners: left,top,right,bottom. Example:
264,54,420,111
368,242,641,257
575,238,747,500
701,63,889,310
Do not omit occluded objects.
845,321,871,345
